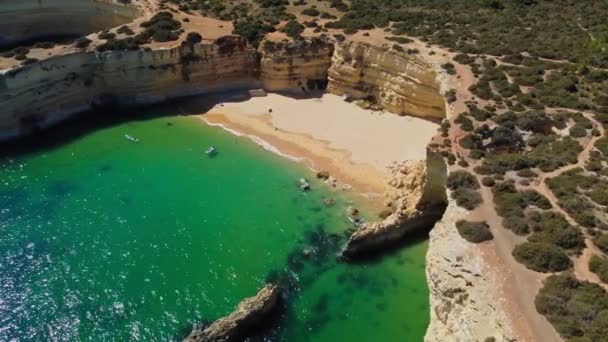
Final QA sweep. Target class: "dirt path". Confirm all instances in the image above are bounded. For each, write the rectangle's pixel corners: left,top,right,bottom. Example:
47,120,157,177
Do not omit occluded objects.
529,109,608,289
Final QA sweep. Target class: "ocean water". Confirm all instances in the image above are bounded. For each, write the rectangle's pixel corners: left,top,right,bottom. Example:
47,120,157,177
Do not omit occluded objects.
0,109,429,341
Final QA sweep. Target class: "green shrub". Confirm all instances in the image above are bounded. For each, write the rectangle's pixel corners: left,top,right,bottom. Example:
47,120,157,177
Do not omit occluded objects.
595,234,608,254
98,31,116,40
512,242,572,272
233,18,275,44
502,215,529,235
455,113,474,131
589,254,608,283
117,25,135,35
74,37,92,48
456,220,493,243
526,211,585,252
282,20,305,39
385,36,413,44
301,7,320,16
452,188,483,210
517,169,538,178
481,176,495,187
185,32,203,44
447,170,480,190
536,274,608,340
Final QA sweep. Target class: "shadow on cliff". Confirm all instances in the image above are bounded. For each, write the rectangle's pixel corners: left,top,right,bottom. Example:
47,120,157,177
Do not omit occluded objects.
0,89,333,158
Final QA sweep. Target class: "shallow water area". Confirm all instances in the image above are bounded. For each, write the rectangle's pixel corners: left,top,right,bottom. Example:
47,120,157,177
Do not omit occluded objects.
0,108,429,341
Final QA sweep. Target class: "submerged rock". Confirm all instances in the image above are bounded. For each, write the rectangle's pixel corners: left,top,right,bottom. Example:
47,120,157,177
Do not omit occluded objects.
298,178,311,191
184,284,281,342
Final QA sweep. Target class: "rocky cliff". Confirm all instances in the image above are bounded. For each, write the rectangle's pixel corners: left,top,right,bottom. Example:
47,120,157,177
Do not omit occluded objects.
341,149,447,257
327,42,445,119
0,36,449,140
184,284,280,342
0,36,260,140
259,38,334,92
424,199,517,342
0,0,138,49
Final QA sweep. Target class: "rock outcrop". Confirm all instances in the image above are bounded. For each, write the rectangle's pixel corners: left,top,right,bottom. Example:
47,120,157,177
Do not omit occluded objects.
259,38,334,92
184,284,281,342
424,199,517,342
0,0,138,49
0,36,260,140
341,149,448,257
328,42,445,119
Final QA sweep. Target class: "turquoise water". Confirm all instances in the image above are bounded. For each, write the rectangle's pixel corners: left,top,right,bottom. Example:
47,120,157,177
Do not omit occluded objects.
0,109,429,341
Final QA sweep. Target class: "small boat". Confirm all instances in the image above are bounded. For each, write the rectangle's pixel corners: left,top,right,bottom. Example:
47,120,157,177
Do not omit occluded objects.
205,146,217,155
125,134,139,142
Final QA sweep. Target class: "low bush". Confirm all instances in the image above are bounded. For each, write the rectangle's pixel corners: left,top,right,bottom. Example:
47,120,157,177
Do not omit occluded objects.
185,32,203,44
456,220,493,243
282,20,305,39
301,7,320,16
536,274,608,340
595,234,608,254
503,215,529,235
589,254,608,283
517,169,538,178
481,176,495,187
117,25,135,36
74,37,92,48
98,31,116,40
447,170,479,190
512,242,572,272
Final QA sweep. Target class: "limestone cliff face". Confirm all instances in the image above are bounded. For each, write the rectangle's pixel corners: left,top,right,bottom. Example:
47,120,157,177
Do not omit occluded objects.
0,36,260,140
0,0,139,48
341,149,447,257
424,199,517,342
328,42,445,119
259,38,334,92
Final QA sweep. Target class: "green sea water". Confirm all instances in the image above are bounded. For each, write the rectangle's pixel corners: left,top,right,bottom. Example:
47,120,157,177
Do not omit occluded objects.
0,109,429,341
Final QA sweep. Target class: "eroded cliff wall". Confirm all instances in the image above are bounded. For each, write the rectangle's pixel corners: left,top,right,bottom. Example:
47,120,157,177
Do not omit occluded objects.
259,38,334,92
0,37,260,139
328,42,445,119
0,37,446,140
0,0,139,48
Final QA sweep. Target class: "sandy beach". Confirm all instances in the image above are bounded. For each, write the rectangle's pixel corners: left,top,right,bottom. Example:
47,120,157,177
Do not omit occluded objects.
196,93,439,205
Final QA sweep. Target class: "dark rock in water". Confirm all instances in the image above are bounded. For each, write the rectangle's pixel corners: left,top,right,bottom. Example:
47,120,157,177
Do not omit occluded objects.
323,198,335,207
298,178,311,191
316,170,330,180
184,284,281,342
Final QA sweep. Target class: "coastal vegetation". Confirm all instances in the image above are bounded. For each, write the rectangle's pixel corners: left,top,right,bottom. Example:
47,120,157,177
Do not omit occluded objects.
536,274,608,340
456,220,493,243
446,170,482,210
96,11,183,52
589,255,608,284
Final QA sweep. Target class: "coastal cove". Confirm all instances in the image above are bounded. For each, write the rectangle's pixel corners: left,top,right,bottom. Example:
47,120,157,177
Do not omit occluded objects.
0,108,431,340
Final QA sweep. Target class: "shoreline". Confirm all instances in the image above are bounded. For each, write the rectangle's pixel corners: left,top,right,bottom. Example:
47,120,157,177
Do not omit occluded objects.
199,114,387,212
192,93,440,213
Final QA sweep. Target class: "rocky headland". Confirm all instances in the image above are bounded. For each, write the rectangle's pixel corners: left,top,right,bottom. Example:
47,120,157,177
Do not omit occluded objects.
184,284,281,342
